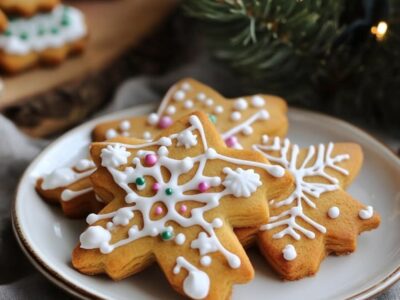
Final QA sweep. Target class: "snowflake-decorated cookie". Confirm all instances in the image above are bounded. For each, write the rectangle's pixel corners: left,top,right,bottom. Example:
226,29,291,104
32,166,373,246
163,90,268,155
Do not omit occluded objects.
72,112,293,299
92,78,288,149
0,0,59,17
36,158,105,218
0,5,87,73
235,137,380,280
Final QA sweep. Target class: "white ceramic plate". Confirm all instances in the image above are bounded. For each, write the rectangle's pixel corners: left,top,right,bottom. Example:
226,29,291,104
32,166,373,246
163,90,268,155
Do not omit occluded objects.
12,105,400,300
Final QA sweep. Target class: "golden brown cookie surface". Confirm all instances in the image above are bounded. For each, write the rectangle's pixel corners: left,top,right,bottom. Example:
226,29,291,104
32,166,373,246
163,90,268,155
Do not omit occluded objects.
92,78,288,150
235,137,380,280
73,112,293,299
0,0,59,16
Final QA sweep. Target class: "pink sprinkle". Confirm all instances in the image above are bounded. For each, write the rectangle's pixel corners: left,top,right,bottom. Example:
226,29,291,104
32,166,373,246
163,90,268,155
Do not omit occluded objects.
155,206,163,215
152,182,161,191
144,154,158,166
225,136,238,148
158,116,173,129
180,204,187,213
198,181,210,193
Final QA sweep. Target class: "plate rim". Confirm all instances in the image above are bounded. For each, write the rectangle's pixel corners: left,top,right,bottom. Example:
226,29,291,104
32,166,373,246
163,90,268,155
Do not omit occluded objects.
11,105,400,300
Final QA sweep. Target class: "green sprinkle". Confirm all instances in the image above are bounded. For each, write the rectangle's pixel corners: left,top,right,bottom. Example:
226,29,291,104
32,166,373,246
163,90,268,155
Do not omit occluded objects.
135,177,145,186
61,17,70,26
165,188,173,196
51,27,59,34
160,230,174,241
19,32,28,40
4,30,12,37
208,114,217,124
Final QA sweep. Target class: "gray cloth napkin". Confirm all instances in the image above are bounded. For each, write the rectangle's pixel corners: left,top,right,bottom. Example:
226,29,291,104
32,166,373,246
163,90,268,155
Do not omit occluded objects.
0,57,398,299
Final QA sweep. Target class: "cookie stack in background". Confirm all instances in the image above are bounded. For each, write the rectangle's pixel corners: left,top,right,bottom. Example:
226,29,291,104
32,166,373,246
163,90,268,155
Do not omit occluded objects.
35,78,381,299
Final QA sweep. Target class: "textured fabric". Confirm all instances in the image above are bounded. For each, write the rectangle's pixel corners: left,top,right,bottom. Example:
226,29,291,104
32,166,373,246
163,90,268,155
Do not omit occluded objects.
0,58,398,299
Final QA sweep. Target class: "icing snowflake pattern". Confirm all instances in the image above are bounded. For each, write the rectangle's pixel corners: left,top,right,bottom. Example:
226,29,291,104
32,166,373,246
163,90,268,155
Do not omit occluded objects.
256,136,350,240
80,115,284,298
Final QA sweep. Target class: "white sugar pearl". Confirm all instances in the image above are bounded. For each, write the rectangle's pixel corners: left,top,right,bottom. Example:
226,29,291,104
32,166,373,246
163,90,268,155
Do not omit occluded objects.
147,113,159,125
328,206,340,219
197,93,206,101
214,105,224,114
200,256,212,266
205,98,214,107
105,129,117,139
234,98,248,110
252,95,265,107
181,82,191,91
230,111,241,121
242,126,253,135
166,105,176,115
143,131,152,140
184,100,194,109
119,120,131,131
173,90,185,101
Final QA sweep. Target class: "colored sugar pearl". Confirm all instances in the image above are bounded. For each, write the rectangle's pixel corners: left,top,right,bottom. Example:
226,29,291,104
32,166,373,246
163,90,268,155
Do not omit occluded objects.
198,182,210,192
225,136,238,148
135,177,145,186
180,204,187,213
155,206,163,215
165,187,173,196
152,182,161,191
161,230,174,241
144,154,157,166
158,116,173,129
208,114,217,124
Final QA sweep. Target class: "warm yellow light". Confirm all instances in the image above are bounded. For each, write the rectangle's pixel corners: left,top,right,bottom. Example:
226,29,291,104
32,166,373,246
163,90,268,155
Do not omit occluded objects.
371,21,388,40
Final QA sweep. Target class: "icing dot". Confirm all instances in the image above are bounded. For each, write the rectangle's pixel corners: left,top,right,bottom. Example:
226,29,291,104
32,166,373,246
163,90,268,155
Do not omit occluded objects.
158,116,173,129
234,98,248,110
166,105,176,115
143,131,152,140
197,93,206,101
182,82,191,91
86,213,98,225
173,90,186,101
251,95,265,107
20,32,28,40
80,226,111,250
161,229,174,241
208,114,217,124
119,120,131,131
147,113,159,125
198,181,210,192
231,111,241,121
105,129,117,139
184,100,194,109
282,244,297,261
165,187,173,196
144,154,158,166
242,126,253,135
214,105,224,114
212,218,223,228
205,98,214,107
328,206,340,219
152,182,161,191
225,136,238,148
135,177,145,186
200,256,212,266
175,233,186,245
155,206,163,215
75,159,94,171
180,204,187,213
359,206,374,220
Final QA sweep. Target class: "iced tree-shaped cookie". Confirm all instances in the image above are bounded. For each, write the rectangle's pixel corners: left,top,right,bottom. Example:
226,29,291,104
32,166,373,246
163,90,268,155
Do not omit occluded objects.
236,137,380,280
92,78,288,149
72,112,292,299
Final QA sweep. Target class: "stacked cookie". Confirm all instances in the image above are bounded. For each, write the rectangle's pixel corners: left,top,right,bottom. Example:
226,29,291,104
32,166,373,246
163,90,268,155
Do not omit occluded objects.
36,78,380,299
0,0,87,73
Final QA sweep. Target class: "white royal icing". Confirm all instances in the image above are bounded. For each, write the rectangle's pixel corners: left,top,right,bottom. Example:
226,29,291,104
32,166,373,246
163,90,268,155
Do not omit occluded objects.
176,129,198,149
251,95,265,107
230,111,241,121
119,120,131,131
222,168,261,198
166,105,176,115
258,137,349,242
0,5,86,55
359,206,374,220
173,90,186,102
234,98,248,111
175,233,186,245
214,105,224,114
200,255,212,267
328,206,340,219
61,187,93,201
205,98,214,107
173,257,210,299
184,100,194,109
105,129,118,140
282,244,297,261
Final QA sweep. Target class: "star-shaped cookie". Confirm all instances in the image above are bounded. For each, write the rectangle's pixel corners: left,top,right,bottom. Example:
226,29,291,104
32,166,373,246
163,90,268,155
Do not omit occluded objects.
236,137,380,280
72,112,293,299
92,78,288,150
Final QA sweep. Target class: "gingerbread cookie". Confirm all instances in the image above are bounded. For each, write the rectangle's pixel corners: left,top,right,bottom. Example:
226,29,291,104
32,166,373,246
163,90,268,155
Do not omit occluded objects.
0,0,59,17
236,137,380,280
92,78,288,150
0,10,7,32
73,112,293,299
36,158,105,218
0,5,87,73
